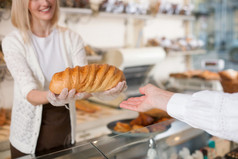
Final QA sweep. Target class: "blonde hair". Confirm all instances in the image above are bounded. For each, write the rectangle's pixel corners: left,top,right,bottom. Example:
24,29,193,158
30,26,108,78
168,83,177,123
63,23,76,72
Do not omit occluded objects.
11,0,60,43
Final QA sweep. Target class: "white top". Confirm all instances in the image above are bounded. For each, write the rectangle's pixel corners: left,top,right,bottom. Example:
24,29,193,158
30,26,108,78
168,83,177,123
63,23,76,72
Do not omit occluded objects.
167,90,238,143
2,26,88,154
31,28,66,89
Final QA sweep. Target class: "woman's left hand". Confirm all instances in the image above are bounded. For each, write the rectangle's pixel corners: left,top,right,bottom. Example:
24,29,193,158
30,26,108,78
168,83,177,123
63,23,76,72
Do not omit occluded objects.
92,81,127,101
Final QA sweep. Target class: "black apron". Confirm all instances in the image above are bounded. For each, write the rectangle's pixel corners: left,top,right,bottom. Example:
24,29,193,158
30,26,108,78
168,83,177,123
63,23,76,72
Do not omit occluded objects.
10,103,72,158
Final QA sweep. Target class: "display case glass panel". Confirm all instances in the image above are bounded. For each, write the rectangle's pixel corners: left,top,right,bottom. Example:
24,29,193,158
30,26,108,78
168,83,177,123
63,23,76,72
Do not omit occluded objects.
19,119,211,159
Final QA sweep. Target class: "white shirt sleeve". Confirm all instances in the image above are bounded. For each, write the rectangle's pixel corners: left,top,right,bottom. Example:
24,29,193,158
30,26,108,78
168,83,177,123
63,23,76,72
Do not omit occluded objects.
167,90,238,143
68,30,88,67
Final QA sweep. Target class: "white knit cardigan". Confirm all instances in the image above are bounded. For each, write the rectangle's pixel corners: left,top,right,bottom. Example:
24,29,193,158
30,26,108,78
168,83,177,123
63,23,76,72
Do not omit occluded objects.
2,26,88,154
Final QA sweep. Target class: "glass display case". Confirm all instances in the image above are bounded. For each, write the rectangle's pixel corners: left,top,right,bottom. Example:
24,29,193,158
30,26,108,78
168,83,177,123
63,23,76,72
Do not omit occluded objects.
18,119,213,159
192,0,238,70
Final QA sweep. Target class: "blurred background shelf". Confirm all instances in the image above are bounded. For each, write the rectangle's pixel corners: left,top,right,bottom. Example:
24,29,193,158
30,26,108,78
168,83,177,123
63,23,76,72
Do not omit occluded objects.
167,49,206,56
60,7,92,15
60,7,195,21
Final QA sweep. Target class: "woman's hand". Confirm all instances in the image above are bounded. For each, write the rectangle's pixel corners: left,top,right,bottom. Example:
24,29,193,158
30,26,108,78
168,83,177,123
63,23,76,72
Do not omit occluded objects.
92,81,127,101
47,88,91,106
120,84,174,112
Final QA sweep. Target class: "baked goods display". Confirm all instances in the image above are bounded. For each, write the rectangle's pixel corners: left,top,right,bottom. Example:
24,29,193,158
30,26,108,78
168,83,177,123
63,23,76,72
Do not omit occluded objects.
168,69,224,92
84,45,97,56
170,70,220,81
60,0,90,8
99,0,149,15
0,50,4,65
0,108,10,126
170,70,203,79
130,113,155,126
146,37,205,53
0,108,11,142
149,0,194,16
49,64,125,94
169,69,238,93
98,0,194,16
0,0,12,8
219,69,238,93
114,122,132,133
113,112,172,134
219,69,238,81
196,70,221,80
59,0,194,16
75,99,101,113
0,108,6,126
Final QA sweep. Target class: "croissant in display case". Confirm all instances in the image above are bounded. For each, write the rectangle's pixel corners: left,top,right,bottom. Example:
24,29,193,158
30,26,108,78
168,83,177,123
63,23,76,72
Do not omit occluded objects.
49,64,126,94
75,99,101,113
112,112,172,134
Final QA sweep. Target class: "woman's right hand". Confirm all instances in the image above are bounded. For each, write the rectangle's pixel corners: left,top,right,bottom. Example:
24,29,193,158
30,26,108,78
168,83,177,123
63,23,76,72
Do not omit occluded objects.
120,84,174,112
47,88,91,106
47,88,75,106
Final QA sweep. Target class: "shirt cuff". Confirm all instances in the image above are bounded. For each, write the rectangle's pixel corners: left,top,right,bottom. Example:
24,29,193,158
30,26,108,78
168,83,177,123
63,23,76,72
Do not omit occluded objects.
167,93,191,121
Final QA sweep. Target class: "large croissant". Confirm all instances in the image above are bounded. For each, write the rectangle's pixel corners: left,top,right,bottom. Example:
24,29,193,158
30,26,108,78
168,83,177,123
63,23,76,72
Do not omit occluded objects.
49,64,126,94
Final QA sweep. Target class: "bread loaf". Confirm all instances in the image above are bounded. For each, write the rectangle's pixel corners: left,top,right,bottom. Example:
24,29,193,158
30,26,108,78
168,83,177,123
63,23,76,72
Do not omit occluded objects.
49,64,126,94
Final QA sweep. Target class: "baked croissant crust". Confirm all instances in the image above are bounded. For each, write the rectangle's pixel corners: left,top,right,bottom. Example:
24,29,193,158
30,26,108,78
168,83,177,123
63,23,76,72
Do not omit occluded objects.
49,64,126,94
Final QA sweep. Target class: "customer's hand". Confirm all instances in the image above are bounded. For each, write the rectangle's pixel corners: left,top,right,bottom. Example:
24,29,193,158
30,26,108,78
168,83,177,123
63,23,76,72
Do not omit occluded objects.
120,84,174,112
47,88,92,106
92,81,127,101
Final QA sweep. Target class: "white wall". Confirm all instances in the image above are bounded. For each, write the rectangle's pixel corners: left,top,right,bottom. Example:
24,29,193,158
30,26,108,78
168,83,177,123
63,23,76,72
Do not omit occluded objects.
0,10,14,39
57,14,185,48
59,14,126,48
0,77,13,108
0,11,188,108
144,19,185,40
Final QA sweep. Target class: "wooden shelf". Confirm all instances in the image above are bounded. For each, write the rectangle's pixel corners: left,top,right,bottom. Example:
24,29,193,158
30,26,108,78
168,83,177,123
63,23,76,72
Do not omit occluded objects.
167,49,206,56
60,7,195,21
60,7,92,14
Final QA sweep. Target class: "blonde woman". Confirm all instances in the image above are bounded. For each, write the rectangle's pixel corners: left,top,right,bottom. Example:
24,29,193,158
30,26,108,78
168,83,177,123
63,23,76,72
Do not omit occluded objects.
2,0,126,158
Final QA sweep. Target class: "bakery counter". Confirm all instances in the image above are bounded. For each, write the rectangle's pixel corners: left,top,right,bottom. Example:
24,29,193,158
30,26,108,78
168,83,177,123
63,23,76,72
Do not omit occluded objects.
0,100,138,158
19,120,212,159
75,100,138,142
0,101,220,159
